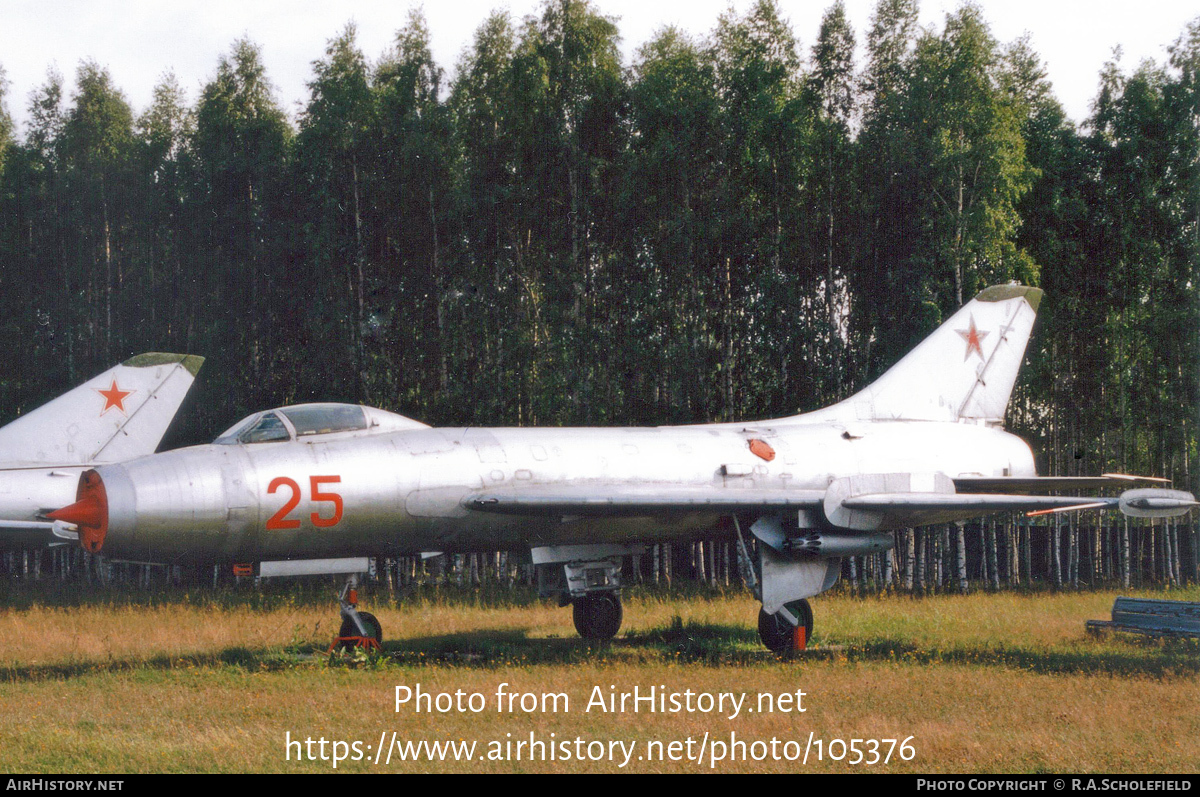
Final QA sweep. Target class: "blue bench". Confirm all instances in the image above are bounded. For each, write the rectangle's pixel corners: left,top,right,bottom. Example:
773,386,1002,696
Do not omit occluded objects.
1086,597,1200,639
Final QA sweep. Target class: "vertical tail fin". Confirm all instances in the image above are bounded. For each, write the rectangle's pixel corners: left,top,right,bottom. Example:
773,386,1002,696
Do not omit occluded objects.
0,353,204,466
795,284,1041,425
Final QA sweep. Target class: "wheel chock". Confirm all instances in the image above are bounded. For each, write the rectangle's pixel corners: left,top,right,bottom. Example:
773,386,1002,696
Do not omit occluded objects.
328,636,381,654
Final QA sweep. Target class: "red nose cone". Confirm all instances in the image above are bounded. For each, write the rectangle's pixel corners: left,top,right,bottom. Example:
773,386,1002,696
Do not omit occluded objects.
47,469,109,553
48,496,103,528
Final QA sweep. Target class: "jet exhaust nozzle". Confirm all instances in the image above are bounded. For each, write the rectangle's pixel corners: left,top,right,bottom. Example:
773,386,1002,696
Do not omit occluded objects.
46,469,108,553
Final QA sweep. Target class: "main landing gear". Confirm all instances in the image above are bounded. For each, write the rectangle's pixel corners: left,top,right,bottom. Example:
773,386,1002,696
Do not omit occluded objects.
532,537,827,653
573,591,624,640
329,574,383,653
734,515,834,656
757,599,813,655
532,544,634,643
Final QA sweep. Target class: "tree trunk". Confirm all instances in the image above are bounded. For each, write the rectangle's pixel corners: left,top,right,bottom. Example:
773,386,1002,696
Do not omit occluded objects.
956,523,968,593
102,176,113,360
904,529,915,591
1022,523,1031,585
351,157,366,402
722,258,734,421
1069,517,1079,588
1052,514,1063,588
913,529,924,592
987,520,1000,590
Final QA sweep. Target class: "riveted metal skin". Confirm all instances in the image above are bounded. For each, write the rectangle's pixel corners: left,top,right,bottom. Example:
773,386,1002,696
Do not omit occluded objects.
84,416,1040,565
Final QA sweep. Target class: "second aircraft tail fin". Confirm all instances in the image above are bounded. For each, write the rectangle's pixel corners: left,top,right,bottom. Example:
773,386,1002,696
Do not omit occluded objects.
0,353,204,467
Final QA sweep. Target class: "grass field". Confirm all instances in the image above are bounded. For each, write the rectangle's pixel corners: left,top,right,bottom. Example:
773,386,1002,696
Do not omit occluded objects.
0,583,1197,773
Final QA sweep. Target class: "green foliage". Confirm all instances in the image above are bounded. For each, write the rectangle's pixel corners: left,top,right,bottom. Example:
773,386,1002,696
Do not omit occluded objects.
908,5,1036,306
189,38,297,429
0,2,1196,499
0,64,13,172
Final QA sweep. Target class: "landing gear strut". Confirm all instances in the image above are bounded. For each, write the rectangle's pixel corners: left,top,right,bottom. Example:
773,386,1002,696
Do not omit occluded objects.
757,599,813,655
329,574,383,652
573,591,623,640
734,515,830,655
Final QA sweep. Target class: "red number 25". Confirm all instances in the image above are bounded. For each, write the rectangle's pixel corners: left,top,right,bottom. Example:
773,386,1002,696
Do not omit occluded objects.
266,476,343,530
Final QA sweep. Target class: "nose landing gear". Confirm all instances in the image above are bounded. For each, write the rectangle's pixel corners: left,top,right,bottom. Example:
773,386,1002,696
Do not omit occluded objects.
329,574,383,653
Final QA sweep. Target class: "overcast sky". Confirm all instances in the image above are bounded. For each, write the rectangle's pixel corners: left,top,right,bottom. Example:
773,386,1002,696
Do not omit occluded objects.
1,1,1196,135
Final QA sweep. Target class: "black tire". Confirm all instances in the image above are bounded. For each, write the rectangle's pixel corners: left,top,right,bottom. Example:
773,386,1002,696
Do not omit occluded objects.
795,598,814,645
572,592,623,640
339,610,383,650
757,599,814,654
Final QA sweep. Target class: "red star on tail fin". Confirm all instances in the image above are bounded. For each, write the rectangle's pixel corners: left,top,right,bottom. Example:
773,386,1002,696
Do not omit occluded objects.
95,379,134,416
955,315,989,361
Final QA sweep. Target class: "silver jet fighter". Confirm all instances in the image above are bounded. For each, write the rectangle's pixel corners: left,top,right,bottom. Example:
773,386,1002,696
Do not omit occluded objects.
2,353,204,548
48,287,1195,653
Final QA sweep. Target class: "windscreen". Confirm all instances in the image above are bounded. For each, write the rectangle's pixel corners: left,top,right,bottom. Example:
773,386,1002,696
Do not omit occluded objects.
213,413,262,444
278,404,367,437
238,412,291,444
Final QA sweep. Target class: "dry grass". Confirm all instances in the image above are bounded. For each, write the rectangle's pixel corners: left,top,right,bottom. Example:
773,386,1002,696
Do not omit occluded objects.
0,584,1197,773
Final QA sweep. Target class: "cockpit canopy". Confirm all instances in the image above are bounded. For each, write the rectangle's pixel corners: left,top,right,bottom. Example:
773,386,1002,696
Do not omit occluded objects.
214,403,428,445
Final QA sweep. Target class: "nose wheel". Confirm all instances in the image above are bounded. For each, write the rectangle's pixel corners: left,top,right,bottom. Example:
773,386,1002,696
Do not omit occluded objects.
329,575,383,653
337,610,382,651
572,591,623,640
758,599,813,655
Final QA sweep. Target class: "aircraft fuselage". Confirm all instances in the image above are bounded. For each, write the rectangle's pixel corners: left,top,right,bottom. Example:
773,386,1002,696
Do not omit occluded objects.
94,420,1036,564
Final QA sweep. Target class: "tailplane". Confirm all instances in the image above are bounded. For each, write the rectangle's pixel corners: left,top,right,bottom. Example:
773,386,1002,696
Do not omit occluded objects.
0,353,204,466
792,284,1041,425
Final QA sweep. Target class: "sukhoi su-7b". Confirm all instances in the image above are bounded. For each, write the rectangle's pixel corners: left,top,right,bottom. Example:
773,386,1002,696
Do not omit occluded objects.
48,286,1196,653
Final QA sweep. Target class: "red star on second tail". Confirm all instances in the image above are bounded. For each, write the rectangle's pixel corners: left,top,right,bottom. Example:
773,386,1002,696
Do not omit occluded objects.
95,379,134,416
955,315,989,361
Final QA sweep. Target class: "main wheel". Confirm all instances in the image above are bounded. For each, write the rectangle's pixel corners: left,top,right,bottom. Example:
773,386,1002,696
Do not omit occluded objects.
338,610,383,650
757,599,814,654
572,592,623,640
